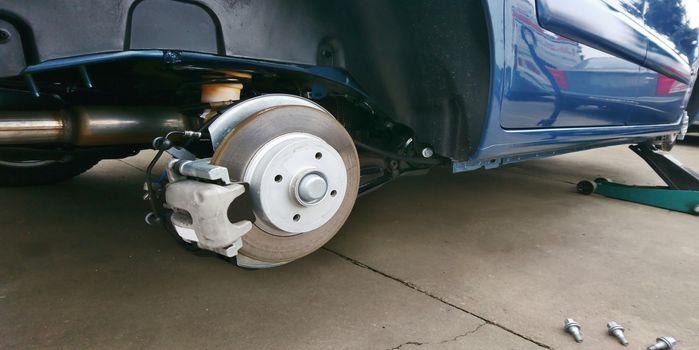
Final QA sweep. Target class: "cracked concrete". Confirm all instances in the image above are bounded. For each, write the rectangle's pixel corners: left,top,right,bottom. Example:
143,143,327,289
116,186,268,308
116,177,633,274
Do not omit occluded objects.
2,142,699,349
326,248,552,349
391,324,544,350
328,142,699,349
385,322,488,350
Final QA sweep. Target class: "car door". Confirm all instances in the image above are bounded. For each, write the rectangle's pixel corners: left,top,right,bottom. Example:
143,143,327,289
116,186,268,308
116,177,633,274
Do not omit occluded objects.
500,0,642,129
630,0,697,125
633,67,688,125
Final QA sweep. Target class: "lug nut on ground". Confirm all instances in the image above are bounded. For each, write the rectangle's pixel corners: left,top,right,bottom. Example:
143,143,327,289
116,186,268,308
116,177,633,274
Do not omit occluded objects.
648,336,676,350
607,321,629,346
564,319,583,343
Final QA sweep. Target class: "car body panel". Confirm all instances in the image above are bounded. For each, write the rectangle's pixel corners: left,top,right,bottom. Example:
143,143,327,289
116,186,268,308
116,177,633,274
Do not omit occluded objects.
459,0,698,170
536,0,693,83
502,0,641,129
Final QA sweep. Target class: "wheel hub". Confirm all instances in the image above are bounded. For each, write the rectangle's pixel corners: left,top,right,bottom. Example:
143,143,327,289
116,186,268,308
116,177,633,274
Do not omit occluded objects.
243,132,347,235
296,172,328,205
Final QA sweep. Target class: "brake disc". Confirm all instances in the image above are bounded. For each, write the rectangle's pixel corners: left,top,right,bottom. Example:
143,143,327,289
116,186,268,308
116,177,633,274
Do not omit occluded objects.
212,103,359,266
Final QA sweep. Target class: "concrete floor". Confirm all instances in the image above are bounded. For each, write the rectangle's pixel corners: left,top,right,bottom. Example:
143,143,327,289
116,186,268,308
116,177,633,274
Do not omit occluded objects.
2,139,699,349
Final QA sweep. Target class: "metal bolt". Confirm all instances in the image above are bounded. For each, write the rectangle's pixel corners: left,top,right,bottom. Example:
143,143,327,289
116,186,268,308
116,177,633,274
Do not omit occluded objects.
607,322,629,346
162,50,182,64
421,147,434,158
648,336,676,350
564,319,583,343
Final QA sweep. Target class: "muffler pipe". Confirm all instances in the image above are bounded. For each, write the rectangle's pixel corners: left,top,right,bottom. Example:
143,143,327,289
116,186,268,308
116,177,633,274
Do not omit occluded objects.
0,106,191,146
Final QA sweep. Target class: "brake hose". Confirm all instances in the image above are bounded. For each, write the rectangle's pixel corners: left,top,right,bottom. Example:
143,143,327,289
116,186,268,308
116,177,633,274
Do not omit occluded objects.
145,130,202,225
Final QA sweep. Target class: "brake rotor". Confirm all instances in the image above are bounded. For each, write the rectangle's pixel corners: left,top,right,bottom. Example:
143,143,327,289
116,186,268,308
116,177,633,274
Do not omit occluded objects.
212,105,359,264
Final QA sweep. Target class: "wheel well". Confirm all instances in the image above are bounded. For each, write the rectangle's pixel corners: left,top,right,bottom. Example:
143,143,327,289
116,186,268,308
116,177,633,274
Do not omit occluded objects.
329,1,492,160
0,0,492,161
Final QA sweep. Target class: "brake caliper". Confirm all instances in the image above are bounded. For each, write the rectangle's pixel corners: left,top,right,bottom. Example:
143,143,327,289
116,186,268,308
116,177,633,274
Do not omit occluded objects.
164,158,253,257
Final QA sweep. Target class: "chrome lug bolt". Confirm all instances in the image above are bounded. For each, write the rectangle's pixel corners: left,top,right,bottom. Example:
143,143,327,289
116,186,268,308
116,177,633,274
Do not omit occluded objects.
648,336,676,350
607,321,629,346
564,318,583,343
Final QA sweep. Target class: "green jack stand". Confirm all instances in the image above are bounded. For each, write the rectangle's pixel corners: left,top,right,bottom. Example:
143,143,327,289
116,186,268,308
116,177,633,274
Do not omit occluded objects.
576,143,699,215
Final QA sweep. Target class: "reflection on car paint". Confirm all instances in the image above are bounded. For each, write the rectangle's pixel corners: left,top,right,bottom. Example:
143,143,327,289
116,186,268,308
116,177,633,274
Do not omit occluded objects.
459,0,697,169
503,0,637,128
642,0,699,64
502,0,691,129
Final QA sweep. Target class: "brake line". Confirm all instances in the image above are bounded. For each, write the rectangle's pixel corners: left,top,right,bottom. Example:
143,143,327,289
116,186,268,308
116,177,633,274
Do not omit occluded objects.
353,140,445,166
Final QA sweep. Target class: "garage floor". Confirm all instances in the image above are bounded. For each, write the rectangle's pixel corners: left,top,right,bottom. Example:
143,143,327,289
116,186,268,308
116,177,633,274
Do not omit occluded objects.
2,139,699,350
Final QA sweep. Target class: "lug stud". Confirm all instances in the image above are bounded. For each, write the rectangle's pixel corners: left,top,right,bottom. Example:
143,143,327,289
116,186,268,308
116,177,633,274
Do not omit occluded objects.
648,336,676,350
607,321,629,346
564,319,583,343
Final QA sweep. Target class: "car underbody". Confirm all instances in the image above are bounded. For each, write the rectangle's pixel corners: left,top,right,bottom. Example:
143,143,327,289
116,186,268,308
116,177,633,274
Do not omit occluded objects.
0,0,491,160
0,0,495,267
1,0,697,268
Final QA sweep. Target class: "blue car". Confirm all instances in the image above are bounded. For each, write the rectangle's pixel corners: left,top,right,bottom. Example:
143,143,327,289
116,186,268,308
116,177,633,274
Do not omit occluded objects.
0,0,697,267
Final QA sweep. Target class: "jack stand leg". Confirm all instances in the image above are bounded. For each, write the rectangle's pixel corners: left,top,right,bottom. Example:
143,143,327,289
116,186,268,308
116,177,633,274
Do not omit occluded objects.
629,143,699,190
576,143,699,215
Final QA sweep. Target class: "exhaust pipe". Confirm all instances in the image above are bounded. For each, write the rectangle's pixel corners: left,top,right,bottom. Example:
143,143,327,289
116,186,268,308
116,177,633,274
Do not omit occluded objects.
0,106,191,146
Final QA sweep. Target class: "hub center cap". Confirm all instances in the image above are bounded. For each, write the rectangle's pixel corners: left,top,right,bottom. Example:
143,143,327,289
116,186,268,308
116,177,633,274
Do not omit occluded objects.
242,132,347,235
296,172,328,205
